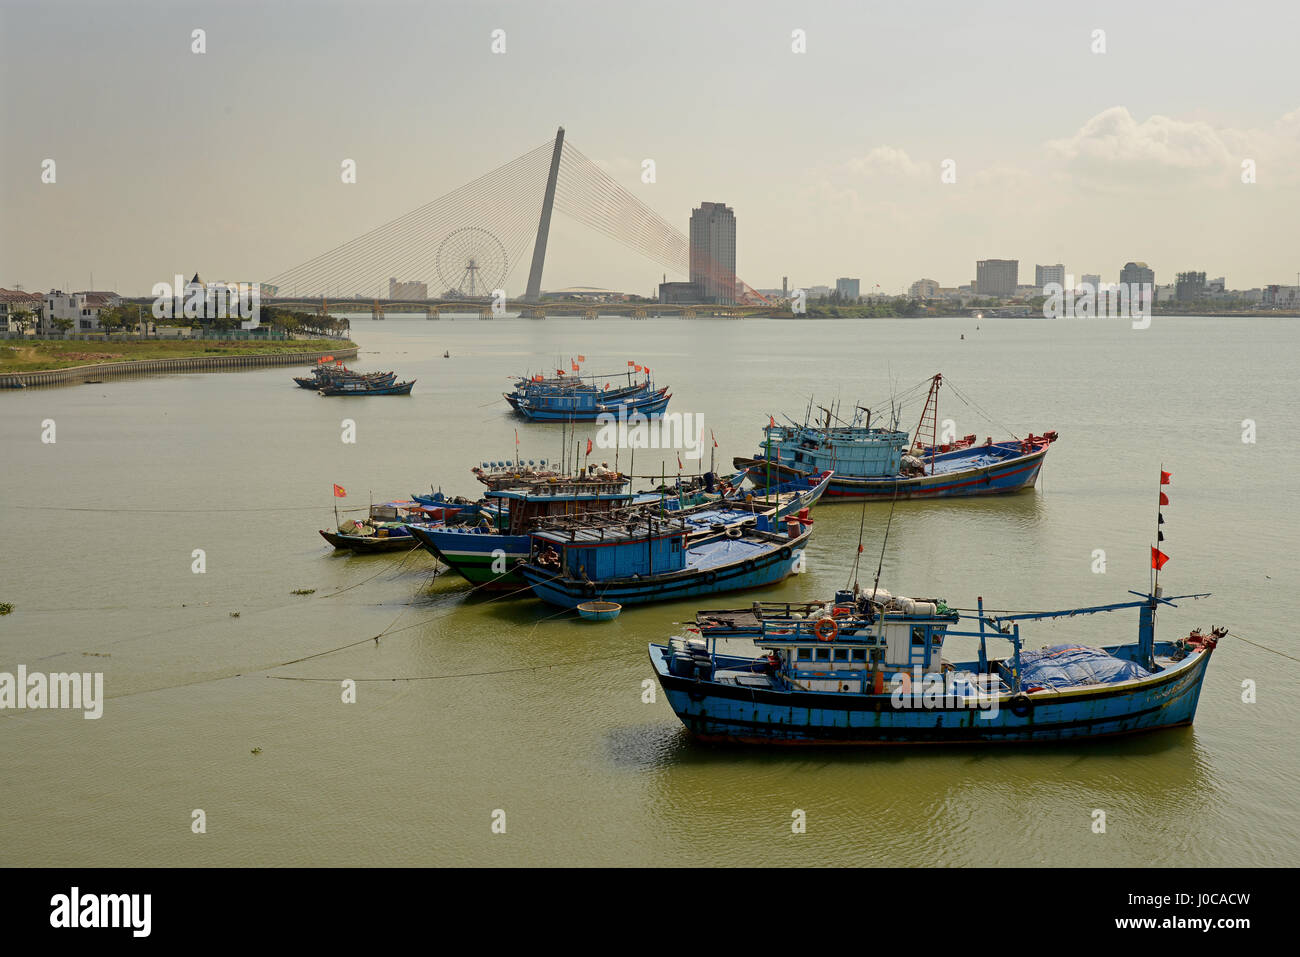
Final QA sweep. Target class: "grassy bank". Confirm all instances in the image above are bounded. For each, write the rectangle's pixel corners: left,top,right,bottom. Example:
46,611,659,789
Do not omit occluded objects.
0,338,356,374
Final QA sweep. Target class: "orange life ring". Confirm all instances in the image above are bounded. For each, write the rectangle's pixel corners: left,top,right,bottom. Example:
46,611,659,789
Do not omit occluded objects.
814,617,838,642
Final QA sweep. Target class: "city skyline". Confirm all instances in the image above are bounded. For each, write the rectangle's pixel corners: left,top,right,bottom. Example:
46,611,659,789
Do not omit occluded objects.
2,0,1298,297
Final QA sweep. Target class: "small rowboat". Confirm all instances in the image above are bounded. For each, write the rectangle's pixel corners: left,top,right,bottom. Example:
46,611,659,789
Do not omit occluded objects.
576,601,622,621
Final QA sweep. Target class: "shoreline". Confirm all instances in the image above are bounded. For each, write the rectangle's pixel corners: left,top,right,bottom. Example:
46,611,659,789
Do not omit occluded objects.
0,343,359,389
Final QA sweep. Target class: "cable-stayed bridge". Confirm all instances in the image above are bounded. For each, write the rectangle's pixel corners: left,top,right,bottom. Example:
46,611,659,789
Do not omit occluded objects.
262,128,770,314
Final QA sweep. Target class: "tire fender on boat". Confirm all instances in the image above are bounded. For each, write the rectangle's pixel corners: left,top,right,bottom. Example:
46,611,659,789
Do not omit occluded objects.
1010,693,1033,718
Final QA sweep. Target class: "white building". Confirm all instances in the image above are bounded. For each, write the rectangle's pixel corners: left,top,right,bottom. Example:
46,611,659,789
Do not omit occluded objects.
909,278,941,299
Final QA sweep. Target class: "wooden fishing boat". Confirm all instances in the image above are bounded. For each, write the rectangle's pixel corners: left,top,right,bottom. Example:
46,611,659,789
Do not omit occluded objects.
319,501,454,553
650,470,1221,745
319,378,415,396
651,588,1221,744
405,475,642,590
735,373,1057,501
509,384,671,422
517,511,814,610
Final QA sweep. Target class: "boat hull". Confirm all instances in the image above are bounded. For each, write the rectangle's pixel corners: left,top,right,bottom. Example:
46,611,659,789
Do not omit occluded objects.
648,644,1214,745
405,525,529,590
319,529,420,553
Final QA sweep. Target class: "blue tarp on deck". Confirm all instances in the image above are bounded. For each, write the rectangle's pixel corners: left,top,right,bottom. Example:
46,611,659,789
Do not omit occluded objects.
1018,644,1151,689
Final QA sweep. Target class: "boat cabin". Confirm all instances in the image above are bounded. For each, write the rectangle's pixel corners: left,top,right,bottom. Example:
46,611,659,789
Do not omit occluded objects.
759,424,908,479
751,595,960,693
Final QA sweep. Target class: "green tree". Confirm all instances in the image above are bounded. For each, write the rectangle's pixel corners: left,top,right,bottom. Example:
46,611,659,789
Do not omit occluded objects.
52,317,74,336
8,308,34,334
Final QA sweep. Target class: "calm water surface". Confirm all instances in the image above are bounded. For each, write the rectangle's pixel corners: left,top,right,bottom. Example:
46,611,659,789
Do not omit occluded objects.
1,316,1296,866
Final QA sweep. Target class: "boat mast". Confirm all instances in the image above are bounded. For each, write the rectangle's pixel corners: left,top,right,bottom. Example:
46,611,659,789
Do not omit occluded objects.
912,373,942,475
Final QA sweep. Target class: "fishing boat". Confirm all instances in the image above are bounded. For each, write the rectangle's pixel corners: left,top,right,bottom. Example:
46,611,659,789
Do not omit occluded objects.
651,587,1221,744
319,501,455,553
517,510,813,610
735,373,1057,500
509,384,671,422
406,475,640,590
650,470,1222,745
293,364,395,389
319,378,415,396
408,470,831,592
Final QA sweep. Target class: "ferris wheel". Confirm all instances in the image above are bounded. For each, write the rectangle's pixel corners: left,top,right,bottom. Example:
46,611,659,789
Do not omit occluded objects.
435,226,508,298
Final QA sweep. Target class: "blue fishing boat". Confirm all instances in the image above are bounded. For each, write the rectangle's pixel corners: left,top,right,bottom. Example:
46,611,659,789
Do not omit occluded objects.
509,384,671,422
651,587,1221,744
518,511,814,609
651,471,1221,745
735,373,1057,500
406,475,640,590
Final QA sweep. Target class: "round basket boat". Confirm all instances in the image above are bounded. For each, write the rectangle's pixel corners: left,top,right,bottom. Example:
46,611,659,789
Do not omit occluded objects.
576,601,622,622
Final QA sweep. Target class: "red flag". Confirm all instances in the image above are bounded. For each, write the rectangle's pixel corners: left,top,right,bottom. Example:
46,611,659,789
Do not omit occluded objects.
711,429,718,448
556,369,565,376
1151,546,1169,570
577,354,586,362
644,367,650,376
585,438,592,456
677,453,683,470
333,484,347,498
1160,470,1171,485
571,361,579,372
634,364,643,372
604,383,610,390
769,415,775,428
514,429,519,446
1159,491,1169,506
627,360,635,367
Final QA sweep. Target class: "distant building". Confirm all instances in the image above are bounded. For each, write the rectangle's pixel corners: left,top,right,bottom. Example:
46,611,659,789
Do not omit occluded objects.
1175,271,1207,301
1262,285,1299,308
835,278,861,301
1207,276,1226,294
1080,274,1101,294
975,259,1018,297
1035,264,1065,293
41,289,122,333
689,202,737,305
802,285,832,300
1119,262,1155,287
0,288,44,332
909,278,941,299
658,281,704,304
388,277,428,300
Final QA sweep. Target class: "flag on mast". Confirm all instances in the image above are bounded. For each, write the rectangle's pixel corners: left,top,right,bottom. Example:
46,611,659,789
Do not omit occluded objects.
1151,547,1170,570
333,484,347,498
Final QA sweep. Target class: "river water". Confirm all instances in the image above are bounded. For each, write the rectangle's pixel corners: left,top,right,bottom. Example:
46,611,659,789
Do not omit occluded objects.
1,315,1296,866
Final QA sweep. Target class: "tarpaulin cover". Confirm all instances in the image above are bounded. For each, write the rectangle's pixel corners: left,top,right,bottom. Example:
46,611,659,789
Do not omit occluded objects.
1018,644,1151,689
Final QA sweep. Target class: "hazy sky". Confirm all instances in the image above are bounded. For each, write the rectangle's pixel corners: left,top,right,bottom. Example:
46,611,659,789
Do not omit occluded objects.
2,0,1297,297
